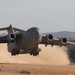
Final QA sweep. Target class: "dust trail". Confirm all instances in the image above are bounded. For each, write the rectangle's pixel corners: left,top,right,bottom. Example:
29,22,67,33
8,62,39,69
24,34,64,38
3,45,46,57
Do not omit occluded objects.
39,45,70,65
0,44,70,65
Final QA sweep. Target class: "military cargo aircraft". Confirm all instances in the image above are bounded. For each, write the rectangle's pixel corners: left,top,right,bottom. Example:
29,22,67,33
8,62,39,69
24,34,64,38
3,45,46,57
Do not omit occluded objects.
0,25,75,56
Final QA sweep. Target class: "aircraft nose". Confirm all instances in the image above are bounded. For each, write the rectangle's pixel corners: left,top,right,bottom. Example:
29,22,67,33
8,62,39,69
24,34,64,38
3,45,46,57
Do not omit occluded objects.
36,29,42,43
30,27,42,44
34,31,42,45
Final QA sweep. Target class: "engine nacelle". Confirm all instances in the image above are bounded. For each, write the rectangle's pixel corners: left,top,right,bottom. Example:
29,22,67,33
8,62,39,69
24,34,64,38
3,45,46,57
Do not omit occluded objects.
61,38,67,44
46,34,53,41
8,33,16,42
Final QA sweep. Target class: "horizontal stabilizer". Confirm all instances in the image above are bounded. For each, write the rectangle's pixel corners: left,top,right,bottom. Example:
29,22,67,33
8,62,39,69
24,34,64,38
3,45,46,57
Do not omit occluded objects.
0,27,9,31
13,27,25,32
0,25,25,32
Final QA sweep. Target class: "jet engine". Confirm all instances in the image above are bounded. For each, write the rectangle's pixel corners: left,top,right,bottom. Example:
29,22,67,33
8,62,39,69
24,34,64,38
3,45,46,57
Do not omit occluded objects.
46,34,53,41
61,38,67,44
8,33,16,42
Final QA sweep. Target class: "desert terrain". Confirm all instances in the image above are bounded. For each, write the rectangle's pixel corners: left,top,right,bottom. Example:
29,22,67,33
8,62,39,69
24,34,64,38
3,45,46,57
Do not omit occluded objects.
0,44,75,75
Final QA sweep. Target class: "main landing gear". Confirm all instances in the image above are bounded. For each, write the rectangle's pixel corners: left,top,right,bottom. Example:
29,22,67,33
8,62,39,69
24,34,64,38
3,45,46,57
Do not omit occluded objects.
30,48,41,56
11,49,20,56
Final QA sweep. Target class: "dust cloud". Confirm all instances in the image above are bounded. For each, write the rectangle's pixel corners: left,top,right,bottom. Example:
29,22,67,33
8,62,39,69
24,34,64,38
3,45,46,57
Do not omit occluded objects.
0,44,70,65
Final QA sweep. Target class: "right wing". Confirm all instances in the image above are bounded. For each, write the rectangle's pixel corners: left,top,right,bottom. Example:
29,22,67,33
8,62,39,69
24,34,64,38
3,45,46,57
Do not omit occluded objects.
40,34,62,47
40,34,75,47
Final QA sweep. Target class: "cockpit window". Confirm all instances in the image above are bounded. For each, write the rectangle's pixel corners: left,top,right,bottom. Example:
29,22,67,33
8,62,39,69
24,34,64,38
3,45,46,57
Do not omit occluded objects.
31,27,39,31
27,27,42,42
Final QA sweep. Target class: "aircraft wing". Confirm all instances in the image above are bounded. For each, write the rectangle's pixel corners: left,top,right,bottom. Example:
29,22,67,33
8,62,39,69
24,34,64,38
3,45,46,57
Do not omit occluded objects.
40,34,75,47
40,35,62,47
0,25,23,43
0,32,22,43
66,42,75,46
0,35,8,43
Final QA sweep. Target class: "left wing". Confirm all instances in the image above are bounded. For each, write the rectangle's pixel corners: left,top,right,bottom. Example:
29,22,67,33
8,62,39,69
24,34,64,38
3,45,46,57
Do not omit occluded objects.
0,32,22,43
40,34,75,47
0,35,8,43
0,25,23,43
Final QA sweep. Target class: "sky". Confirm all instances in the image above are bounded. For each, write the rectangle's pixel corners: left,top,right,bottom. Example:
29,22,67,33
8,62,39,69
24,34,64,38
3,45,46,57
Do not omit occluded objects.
0,0,75,32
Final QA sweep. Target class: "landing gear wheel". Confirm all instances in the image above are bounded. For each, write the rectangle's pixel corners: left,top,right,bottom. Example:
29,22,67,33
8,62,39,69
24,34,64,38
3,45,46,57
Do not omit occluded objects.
29,46,41,56
11,49,20,56
30,50,39,56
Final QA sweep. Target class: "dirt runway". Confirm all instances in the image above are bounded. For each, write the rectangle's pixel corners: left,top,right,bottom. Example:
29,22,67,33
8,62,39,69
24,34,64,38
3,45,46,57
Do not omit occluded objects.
0,63,75,75
0,44,74,75
0,44,70,65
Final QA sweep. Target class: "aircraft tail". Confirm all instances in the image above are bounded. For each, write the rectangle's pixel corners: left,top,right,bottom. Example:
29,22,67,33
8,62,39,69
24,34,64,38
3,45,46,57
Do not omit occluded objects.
0,25,14,33
0,25,24,33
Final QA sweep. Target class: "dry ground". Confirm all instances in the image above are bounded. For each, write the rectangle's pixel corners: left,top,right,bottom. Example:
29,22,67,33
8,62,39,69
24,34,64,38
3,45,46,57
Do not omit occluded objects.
0,63,75,75
0,44,75,75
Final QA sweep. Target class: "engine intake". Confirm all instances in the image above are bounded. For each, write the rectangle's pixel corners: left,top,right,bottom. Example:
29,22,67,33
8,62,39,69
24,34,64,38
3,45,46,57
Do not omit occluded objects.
46,34,53,41
61,38,67,44
9,33,16,41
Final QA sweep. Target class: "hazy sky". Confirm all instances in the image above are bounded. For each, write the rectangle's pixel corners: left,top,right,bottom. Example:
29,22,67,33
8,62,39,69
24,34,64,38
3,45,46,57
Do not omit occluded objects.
0,0,75,32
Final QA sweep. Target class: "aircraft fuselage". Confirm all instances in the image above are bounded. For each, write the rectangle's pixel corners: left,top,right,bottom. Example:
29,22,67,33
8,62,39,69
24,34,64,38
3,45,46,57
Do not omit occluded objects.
8,27,42,55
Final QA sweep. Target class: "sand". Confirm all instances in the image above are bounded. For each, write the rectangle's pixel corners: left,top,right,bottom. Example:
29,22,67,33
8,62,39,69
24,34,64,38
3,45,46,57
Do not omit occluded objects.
0,44,74,75
0,44,70,65
0,63,75,75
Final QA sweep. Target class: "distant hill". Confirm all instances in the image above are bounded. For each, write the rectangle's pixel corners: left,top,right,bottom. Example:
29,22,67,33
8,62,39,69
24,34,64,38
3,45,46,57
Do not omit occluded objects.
43,31,75,40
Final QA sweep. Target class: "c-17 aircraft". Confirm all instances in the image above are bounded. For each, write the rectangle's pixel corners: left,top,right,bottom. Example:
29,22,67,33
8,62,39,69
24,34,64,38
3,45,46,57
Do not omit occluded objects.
0,25,75,56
